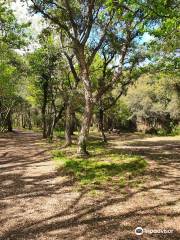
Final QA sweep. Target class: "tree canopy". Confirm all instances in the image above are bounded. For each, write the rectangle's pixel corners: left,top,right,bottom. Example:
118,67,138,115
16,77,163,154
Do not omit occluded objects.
0,0,179,152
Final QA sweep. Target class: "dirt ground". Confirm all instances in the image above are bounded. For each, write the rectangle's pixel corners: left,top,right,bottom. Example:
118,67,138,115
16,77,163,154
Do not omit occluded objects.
0,130,180,240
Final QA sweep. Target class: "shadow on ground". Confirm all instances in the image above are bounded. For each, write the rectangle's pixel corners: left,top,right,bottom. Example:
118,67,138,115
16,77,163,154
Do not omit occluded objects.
0,131,179,240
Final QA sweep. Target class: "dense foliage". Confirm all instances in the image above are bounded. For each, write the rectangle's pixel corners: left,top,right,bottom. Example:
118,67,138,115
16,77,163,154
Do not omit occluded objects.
0,0,179,153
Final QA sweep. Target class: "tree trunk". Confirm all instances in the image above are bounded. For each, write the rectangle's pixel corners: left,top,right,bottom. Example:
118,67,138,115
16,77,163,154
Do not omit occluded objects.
46,115,55,141
28,110,32,130
99,107,107,143
22,114,26,128
42,108,47,138
70,111,76,135
65,101,72,146
74,47,93,156
42,81,48,138
7,110,13,132
77,73,93,156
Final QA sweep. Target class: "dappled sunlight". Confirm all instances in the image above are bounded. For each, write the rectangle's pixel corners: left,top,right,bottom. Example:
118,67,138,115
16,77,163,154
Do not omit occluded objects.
1,0,179,238
0,131,180,240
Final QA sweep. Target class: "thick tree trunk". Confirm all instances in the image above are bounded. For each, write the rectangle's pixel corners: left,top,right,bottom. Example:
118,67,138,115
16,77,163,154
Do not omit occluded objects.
77,75,93,156
78,104,92,156
74,48,93,156
65,101,72,146
7,111,13,132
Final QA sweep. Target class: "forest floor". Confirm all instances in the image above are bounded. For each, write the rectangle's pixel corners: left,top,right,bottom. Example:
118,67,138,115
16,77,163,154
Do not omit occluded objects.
0,130,180,240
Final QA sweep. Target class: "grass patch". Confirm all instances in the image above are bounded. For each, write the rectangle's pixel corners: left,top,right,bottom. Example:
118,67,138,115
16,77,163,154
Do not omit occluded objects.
54,130,65,138
52,140,148,189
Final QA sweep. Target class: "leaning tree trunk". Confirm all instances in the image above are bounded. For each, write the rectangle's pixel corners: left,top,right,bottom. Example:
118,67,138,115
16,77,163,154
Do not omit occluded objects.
77,68,93,156
46,103,65,141
65,101,72,146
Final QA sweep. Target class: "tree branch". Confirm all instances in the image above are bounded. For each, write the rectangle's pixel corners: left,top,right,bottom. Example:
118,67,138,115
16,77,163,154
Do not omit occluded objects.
64,0,78,38
81,0,95,45
87,12,115,66
30,0,75,40
64,53,80,86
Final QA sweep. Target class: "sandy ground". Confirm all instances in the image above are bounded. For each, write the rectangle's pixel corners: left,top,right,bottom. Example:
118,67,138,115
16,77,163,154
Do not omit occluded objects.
0,131,180,240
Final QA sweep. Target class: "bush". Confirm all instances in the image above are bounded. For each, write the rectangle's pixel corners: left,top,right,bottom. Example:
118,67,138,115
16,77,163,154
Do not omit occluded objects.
170,124,180,136
157,129,169,136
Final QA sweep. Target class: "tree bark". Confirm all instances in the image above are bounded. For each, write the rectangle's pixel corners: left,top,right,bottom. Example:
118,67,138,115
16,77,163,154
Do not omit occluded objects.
46,103,65,141
28,110,32,130
65,101,72,146
70,111,76,135
77,68,93,156
42,81,48,138
46,115,55,141
99,107,107,143
7,110,13,132
22,114,26,128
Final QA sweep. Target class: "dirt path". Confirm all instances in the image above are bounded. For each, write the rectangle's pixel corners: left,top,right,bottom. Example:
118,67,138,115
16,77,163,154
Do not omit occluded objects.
0,131,180,240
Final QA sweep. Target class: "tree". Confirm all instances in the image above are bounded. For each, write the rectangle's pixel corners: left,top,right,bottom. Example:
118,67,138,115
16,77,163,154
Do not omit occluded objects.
28,32,69,139
0,1,28,48
126,74,180,133
0,1,29,132
0,46,28,132
27,1,150,155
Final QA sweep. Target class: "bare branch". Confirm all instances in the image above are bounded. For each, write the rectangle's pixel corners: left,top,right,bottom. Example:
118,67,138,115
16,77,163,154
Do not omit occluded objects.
81,0,96,45
87,12,115,66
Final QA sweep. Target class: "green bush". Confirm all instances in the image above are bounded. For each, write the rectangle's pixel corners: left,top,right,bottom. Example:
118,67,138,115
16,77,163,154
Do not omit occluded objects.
157,129,169,136
170,124,180,136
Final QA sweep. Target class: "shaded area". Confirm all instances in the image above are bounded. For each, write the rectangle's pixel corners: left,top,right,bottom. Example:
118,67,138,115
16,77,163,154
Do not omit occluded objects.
55,154,147,186
0,131,180,239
